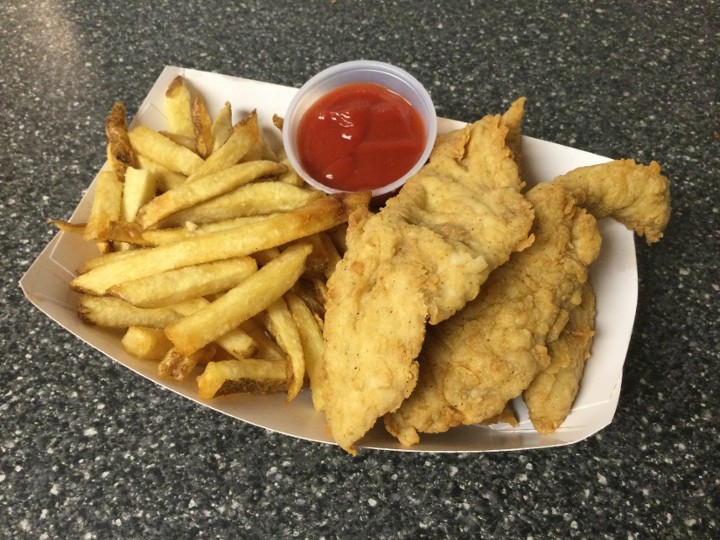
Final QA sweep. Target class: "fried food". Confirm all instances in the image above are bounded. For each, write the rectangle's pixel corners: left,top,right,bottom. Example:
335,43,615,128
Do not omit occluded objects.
553,159,670,244
385,183,601,446
320,99,535,454
386,158,671,445
523,283,596,434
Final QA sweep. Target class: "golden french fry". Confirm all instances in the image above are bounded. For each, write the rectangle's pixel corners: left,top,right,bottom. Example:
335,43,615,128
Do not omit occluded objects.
240,318,286,361
105,101,134,177
286,291,326,411
158,345,216,381
197,359,288,399
109,256,257,308
185,111,260,183
78,216,276,272
134,154,186,191
192,95,213,159
135,160,285,228
211,101,233,152
165,75,195,138
70,193,366,295
275,146,305,186
165,242,313,356
264,297,305,402
121,326,173,361
84,170,123,243
171,298,257,360
162,181,324,226
78,295,180,328
129,125,204,175
122,167,157,222
159,131,196,151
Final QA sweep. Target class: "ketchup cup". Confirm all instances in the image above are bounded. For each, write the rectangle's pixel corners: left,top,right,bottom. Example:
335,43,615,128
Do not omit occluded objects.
282,60,437,200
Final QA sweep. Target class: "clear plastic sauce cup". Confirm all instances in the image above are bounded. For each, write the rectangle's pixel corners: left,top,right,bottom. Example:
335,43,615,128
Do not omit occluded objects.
282,60,437,200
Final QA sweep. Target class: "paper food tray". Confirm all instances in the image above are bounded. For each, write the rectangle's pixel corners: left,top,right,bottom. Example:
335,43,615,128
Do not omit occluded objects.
20,66,637,453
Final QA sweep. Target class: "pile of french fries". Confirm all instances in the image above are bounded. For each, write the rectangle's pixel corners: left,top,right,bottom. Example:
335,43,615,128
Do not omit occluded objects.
54,76,369,404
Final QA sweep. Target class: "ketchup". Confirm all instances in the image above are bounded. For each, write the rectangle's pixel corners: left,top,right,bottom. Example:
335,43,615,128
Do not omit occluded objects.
297,82,426,191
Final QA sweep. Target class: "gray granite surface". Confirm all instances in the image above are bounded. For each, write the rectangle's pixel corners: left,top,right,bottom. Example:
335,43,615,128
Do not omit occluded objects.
2,0,718,538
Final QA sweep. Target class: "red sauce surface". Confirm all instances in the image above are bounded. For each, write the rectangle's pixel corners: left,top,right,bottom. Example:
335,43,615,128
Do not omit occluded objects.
297,82,426,191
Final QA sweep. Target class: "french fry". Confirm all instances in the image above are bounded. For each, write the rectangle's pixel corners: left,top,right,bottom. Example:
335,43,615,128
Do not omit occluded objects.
121,327,173,361
197,359,288,399
78,295,180,328
71,193,366,295
161,181,324,226
286,291,326,411
109,256,257,308
171,298,257,360
134,154,186,191
165,75,195,138
122,167,157,222
240,318,286,361
159,131,196,151
128,125,204,175
105,101,134,177
135,160,285,228
164,242,313,356
184,111,260,182
211,101,233,152
158,345,216,381
192,95,213,159
84,170,123,243
264,297,305,402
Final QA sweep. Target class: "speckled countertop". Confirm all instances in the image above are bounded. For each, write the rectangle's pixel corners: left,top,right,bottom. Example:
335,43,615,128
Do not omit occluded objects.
2,1,718,538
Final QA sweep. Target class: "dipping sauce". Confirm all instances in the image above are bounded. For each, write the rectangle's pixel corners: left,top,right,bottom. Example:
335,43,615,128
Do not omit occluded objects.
297,82,426,192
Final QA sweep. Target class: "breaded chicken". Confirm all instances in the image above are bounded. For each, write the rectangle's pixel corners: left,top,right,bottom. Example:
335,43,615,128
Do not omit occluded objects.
523,283,596,434
553,159,670,244
320,100,535,454
521,159,670,432
385,183,600,446
386,159,671,445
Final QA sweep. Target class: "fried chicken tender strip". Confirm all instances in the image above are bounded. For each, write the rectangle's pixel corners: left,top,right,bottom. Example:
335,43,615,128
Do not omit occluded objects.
320,100,535,454
523,283,596,434
522,159,670,432
553,159,670,244
385,183,601,446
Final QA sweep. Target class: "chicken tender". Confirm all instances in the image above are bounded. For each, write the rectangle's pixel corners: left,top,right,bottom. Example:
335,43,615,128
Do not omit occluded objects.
320,100,535,454
523,283,596,434
553,159,670,244
385,183,600,446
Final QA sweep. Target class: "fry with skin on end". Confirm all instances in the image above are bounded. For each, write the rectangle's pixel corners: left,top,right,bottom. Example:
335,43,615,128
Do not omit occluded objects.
105,101,135,177
192,95,214,158
211,101,233,152
78,295,181,328
185,111,260,183
158,344,217,382
165,75,195,138
197,359,288,399
165,242,313,356
84,170,123,245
